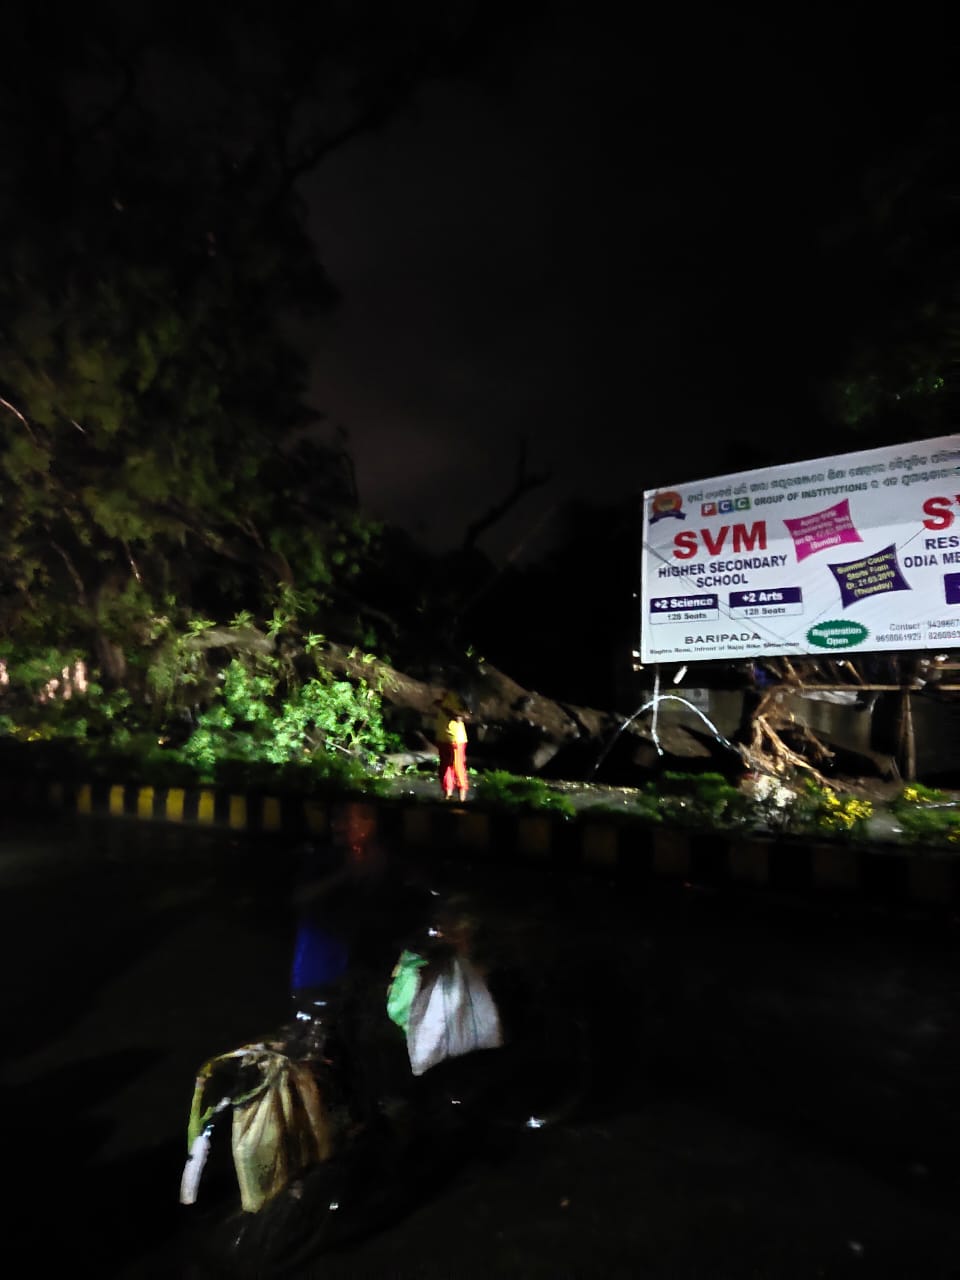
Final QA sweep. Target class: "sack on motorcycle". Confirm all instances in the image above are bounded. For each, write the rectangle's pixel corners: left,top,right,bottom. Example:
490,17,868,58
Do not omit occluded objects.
232,1052,333,1212
404,954,503,1077
182,1045,333,1213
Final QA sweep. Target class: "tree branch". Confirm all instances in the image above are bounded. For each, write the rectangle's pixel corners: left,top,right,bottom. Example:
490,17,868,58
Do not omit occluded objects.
461,439,551,552
50,540,88,605
0,396,39,444
121,539,143,585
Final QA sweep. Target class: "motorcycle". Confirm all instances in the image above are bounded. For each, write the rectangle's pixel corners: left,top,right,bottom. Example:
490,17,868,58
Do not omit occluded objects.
179,937,592,1278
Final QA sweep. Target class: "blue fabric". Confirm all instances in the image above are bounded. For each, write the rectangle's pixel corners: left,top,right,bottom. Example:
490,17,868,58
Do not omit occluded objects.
291,920,350,994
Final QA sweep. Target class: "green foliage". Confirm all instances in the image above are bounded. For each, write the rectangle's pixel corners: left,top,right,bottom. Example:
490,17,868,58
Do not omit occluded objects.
473,770,575,818
8,728,389,796
171,656,395,783
0,9,400,689
268,673,392,763
0,9,560,720
895,782,949,806
0,644,81,696
890,784,960,846
646,771,752,830
207,753,389,798
0,615,398,794
776,780,874,839
586,771,877,841
144,622,209,705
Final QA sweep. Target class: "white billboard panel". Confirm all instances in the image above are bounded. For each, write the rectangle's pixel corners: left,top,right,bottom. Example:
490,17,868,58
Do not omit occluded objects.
640,435,960,663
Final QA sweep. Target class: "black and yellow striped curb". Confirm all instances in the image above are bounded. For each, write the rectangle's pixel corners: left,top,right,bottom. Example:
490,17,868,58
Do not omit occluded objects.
9,776,960,909
31,778,322,835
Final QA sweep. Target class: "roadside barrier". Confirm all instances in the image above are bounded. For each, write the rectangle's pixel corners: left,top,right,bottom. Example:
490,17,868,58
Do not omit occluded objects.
9,776,960,909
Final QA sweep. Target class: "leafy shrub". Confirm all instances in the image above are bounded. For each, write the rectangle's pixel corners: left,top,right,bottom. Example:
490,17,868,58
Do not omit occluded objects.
645,771,752,830
781,780,873,839
174,658,395,783
0,611,401,792
473,770,575,818
898,783,949,805
890,783,960,845
210,753,388,797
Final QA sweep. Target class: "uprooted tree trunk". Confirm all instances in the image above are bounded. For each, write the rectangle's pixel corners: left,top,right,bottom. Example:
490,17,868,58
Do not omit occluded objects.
321,643,713,779
736,653,934,785
738,686,838,789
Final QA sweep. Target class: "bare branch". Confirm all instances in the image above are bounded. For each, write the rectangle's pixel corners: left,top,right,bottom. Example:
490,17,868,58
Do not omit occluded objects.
837,658,864,685
122,540,143,585
182,626,274,654
462,439,551,552
50,540,88,605
0,396,39,444
238,517,265,549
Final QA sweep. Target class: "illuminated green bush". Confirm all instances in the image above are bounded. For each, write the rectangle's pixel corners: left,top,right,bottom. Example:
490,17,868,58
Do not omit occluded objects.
646,771,752,830
473,770,575,818
769,779,873,839
0,629,398,794
174,658,396,785
890,783,960,845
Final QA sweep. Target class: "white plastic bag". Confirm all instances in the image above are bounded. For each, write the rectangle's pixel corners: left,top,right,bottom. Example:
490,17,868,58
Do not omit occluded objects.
405,954,503,1077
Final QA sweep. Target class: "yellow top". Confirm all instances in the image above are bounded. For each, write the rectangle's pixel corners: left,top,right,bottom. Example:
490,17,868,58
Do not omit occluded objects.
434,713,467,745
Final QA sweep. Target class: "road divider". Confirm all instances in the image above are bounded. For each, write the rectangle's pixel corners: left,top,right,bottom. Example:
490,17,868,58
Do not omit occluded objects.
8,776,960,909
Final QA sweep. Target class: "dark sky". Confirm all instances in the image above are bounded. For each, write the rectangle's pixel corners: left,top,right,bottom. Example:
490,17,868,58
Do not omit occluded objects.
302,8,954,560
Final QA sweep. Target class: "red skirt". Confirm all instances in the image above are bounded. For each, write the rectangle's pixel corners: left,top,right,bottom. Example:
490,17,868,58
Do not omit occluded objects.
438,741,467,796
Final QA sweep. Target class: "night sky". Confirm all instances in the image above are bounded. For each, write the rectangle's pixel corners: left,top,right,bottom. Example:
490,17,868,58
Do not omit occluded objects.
302,8,958,560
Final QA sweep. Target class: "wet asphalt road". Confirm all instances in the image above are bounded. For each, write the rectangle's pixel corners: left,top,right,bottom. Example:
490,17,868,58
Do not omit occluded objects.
3,813,960,1279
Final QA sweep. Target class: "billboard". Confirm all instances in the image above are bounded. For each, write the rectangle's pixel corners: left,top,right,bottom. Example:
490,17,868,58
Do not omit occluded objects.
640,435,960,664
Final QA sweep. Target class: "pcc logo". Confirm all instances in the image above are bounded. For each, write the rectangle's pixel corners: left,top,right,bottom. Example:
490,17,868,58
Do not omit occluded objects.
701,497,751,517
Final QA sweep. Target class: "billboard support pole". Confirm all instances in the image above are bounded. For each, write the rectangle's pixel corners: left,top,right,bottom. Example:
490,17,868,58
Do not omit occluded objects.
899,690,916,782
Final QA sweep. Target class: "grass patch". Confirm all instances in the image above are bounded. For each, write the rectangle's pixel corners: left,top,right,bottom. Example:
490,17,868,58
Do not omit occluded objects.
473,770,576,818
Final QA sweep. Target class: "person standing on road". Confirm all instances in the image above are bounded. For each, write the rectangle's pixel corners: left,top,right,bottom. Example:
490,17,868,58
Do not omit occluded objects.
434,692,469,802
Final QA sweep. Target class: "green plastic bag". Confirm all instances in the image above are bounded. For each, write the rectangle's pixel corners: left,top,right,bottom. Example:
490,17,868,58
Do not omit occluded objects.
386,949,428,1032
